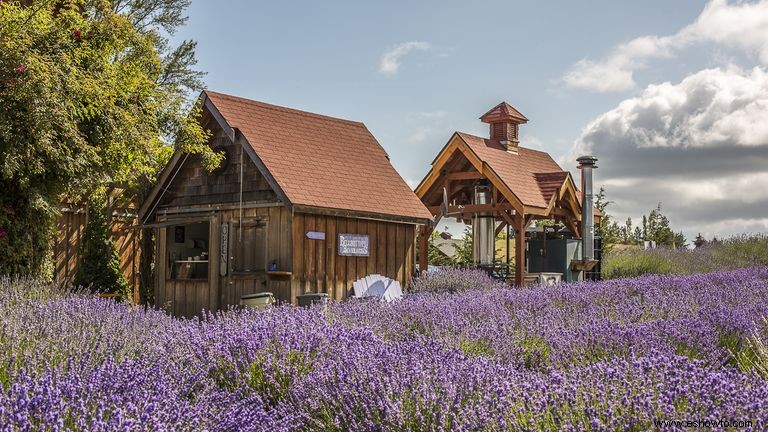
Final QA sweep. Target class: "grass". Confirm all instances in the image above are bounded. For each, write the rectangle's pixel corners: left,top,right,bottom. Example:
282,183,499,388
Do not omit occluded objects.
602,234,768,279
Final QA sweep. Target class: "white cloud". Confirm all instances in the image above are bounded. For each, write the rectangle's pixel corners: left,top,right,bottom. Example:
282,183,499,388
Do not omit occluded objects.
379,41,430,75
521,134,544,149
562,0,768,92
407,126,434,143
417,110,448,119
563,66,768,240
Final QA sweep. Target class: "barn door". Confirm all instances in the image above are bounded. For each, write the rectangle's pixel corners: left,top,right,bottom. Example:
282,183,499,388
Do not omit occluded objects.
220,218,268,308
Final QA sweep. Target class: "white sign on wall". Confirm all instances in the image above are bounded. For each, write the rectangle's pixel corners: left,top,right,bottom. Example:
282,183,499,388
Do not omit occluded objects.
306,231,326,240
338,233,369,257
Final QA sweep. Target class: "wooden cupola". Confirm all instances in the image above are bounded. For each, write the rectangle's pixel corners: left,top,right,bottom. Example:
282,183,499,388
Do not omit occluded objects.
480,102,528,154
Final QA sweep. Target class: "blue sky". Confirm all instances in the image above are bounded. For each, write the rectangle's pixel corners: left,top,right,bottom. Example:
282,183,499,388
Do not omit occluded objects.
175,1,768,241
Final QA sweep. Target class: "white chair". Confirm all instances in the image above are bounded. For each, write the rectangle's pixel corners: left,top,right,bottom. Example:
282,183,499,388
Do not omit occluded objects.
352,274,403,302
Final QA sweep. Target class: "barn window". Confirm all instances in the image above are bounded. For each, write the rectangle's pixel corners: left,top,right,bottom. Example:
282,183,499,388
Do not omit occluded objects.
168,221,209,280
231,219,267,274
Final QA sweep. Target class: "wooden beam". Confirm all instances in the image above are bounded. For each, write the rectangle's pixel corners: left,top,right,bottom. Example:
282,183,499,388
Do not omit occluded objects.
444,171,483,181
427,203,515,215
292,204,430,226
414,135,462,198
137,150,187,223
514,213,525,287
495,221,507,237
418,225,430,273
524,214,535,229
499,209,516,228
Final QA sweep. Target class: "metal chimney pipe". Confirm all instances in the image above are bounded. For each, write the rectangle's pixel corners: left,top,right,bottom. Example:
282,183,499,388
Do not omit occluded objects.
577,156,598,261
472,182,495,266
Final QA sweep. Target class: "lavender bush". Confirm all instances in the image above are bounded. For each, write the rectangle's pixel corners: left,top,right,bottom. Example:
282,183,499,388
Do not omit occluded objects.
409,267,504,293
2,269,768,430
603,233,768,279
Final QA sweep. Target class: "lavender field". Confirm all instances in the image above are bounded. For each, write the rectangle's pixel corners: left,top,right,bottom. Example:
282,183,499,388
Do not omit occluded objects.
2,269,768,431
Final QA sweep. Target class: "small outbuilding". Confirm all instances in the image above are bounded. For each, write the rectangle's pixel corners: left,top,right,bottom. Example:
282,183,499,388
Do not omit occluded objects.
416,102,600,285
139,91,432,316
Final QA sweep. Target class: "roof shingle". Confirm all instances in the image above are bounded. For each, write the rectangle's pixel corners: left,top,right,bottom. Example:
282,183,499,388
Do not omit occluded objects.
206,91,432,221
457,132,566,208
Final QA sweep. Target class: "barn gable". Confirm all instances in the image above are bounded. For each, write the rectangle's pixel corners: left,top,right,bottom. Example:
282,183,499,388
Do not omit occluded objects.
154,124,278,210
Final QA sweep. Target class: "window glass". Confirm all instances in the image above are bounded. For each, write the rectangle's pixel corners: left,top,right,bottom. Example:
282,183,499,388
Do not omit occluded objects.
167,222,209,280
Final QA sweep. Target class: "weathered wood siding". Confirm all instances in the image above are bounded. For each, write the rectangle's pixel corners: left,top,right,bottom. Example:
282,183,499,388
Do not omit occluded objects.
154,205,291,317
219,206,292,308
291,212,416,301
54,209,141,302
158,129,277,209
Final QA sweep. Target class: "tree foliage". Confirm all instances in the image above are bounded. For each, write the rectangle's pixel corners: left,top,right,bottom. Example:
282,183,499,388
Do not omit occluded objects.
0,0,218,277
427,230,454,267
594,188,621,254
596,188,687,251
74,190,130,296
637,203,687,248
453,226,474,266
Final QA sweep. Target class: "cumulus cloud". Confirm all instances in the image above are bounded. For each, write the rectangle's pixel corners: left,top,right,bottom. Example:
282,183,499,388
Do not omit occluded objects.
562,0,768,92
563,66,768,240
379,41,430,75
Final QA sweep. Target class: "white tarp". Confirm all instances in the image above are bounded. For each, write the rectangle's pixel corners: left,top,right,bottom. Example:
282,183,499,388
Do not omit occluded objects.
352,274,403,302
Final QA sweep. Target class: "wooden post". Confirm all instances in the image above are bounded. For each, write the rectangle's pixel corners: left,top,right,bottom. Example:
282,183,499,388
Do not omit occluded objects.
418,225,429,273
514,213,525,287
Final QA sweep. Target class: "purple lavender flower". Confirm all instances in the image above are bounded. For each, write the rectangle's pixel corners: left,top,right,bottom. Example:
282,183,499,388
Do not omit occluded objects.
1,268,768,430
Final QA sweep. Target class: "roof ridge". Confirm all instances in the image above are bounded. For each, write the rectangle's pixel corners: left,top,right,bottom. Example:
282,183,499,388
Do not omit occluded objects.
455,131,555,157
204,90,366,128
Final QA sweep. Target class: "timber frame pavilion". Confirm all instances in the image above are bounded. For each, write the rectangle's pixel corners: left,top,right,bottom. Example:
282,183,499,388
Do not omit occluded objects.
415,102,598,285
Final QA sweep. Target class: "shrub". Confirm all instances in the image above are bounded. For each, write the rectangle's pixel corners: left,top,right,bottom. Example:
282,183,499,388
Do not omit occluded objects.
0,184,55,279
410,267,506,293
602,233,768,279
4,269,768,429
74,192,130,298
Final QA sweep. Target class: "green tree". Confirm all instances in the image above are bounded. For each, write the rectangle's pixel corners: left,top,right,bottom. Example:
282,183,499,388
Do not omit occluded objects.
0,0,218,278
646,203,674,247
642,203,687,249
673,231,688,249
427,229,455,267
694,233,707,248
453,226,473,266
633,226,643,244
642,215,648,241
74,191,130,296
594,187,621,253
622,217,634,244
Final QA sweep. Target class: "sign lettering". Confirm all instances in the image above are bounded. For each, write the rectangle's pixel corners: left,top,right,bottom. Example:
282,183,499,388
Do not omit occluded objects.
220,222,229,276
338,233,370,257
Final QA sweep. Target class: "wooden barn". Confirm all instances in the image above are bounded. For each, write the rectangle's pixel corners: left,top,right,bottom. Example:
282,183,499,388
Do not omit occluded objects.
138,91,432,316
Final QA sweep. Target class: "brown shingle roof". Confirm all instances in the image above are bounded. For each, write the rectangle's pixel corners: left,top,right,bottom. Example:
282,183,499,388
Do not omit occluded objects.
534,172,570,203
479,102,528,124
457,132,565,208
205,91,432,222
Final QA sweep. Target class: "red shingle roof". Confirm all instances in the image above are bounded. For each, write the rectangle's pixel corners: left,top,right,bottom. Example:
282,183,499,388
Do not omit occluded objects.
457,132,566,208
479,102,528,124
205,91,432,222
534,172,570,203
